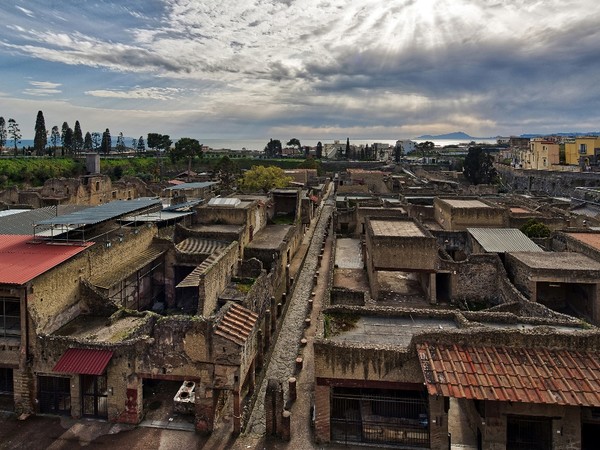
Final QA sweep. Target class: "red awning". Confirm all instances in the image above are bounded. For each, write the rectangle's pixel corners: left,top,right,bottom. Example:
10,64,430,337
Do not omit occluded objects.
53,348,114,375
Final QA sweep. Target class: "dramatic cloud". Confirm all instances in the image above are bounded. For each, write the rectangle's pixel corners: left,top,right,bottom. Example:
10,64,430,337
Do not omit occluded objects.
1,0,599,141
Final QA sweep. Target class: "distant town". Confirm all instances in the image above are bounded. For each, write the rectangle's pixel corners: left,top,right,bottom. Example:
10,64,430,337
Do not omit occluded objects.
1,112,600,450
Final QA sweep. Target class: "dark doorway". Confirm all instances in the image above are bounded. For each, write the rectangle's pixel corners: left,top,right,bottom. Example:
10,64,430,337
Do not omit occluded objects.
81,374,108,418
582,422,600,450
506,416,552,450
436,273,451,303
0,367,14,411
38,376,71,415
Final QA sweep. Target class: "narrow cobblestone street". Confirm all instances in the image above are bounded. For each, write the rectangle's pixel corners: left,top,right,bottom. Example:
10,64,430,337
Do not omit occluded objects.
231,186,334,449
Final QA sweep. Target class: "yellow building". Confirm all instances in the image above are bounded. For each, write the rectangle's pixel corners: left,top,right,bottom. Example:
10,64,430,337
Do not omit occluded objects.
565,136,600,167
521,138,559,170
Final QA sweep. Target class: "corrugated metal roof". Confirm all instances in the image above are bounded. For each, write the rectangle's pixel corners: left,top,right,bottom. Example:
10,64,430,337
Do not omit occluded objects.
0,235,93,285
468,228,543,253
165,182,216,191
0,206,86,235
35,198,161,226
417,343,600,407
214,304,258,345
163,200,202,211
53,348,113,375
90,246,165,289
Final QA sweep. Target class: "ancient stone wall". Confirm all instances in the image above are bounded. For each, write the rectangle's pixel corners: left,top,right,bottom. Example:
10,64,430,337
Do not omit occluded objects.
198,241,239,316
497,164,600,196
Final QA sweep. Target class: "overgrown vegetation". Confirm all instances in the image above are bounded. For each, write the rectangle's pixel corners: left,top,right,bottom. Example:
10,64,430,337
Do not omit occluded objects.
0,158,84,188
323,313,360,337
520,219,551,238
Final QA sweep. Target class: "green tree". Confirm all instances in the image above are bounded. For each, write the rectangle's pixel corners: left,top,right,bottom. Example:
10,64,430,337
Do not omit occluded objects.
137,136,146,153
160,135,172,152
416,141,435,158
520,219,551,238
214,155,240,194
33,110,47,155
8,118,21,156
100,128,111,154
264,139,282,158
287,138,301,153
0,117,6,150
116,132,126,152
170,137,202,177
463,147,497,185
238,165,292,193
50,126,60,156
147,133,162,152
60,122,69,149
83,131,93,150
316,141,323,159
345,137,350,159
91,132,101,150
63,127,74,155
73,120,84,154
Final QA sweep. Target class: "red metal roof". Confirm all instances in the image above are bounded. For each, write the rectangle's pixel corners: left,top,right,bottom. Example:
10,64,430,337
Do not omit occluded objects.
0,235,93,285
53,348,114,375
417,342,600,407
215,303,258,345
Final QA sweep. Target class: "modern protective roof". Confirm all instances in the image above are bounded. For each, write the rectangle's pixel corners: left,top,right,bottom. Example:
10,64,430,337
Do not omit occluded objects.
0,235,93,285
34,198,161,226
468,228,543,253
214,303,258,345
417,342,600,407
207,197,241,207
441,199,491,208
0,206,88,235
53,348,113,375
165,182,217,191
120,211,193,223
370,219,426,238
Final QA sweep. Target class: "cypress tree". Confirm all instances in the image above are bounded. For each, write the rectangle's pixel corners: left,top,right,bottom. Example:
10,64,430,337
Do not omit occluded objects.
34,110,47,155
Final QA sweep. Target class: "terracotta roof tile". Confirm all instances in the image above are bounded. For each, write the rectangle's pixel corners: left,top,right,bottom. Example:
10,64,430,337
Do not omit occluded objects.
215,304,258,346
417,342,600,407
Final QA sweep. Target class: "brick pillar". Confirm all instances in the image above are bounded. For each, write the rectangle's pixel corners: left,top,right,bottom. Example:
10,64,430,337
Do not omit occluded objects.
195,383,215,434
256,329,264,369
265,379,281,436
12,367,34,416
270,296,277,332
428,395,449,450
314,384,330,443
264,312,272,349
232,390,241,434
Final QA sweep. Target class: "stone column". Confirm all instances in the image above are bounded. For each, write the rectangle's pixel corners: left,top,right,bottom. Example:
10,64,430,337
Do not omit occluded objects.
429,272,437,304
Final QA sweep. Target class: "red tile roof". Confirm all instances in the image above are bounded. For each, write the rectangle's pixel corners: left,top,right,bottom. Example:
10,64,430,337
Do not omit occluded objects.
417,342,600,407
215,303,258,346
53,348,114,375
0,235,93,285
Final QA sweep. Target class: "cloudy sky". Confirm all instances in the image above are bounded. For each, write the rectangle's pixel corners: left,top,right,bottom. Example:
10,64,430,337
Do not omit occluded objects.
1,0,599,143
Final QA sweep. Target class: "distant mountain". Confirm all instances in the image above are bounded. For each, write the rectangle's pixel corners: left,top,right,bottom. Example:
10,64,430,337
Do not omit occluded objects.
416,131,474,140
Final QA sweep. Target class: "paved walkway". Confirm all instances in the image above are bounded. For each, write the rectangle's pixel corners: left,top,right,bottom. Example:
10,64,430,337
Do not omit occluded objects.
242,187,333,438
